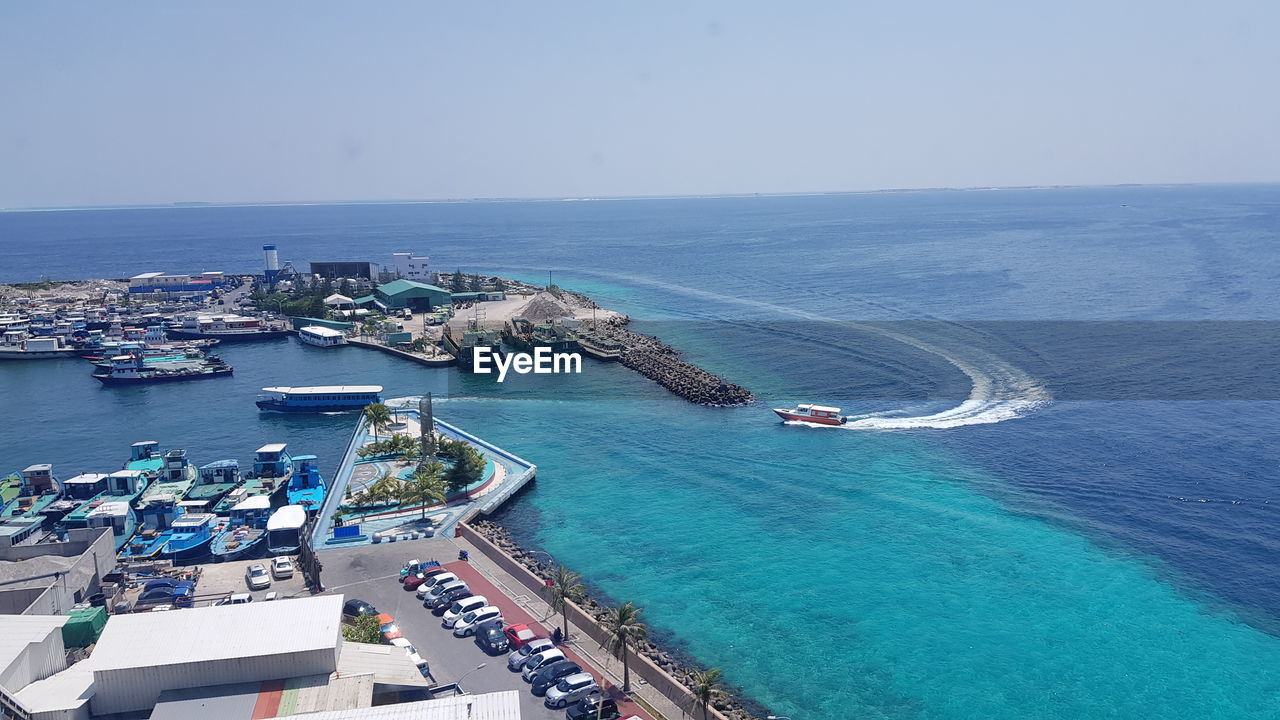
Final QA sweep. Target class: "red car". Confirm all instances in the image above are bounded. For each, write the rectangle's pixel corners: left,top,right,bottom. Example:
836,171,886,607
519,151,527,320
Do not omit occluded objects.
503,623,540,650
375,613,404,641
404,566,450,591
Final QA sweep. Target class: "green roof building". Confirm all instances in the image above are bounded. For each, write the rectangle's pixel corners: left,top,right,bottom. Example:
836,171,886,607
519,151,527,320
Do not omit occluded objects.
374,279,452,312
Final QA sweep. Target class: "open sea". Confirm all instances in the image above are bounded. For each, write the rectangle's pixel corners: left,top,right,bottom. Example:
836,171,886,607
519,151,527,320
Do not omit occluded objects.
3,184,1280,719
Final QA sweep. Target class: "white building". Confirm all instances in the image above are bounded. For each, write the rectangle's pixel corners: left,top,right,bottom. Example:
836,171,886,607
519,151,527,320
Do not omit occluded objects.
0,615,69,697
87,594,344,715
273,691,521,720
391,253,435,284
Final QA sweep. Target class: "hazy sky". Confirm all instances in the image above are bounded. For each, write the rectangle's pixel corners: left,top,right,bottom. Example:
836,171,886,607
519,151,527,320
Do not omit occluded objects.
2,1,1277,207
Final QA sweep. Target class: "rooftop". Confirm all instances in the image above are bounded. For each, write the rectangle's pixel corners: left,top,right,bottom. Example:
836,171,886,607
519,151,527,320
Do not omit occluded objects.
22,464,52,473
274,692,520,720
0,615,69,675
87,594,343,671
257,443,288,454
263,386,383,395
376,279,450,296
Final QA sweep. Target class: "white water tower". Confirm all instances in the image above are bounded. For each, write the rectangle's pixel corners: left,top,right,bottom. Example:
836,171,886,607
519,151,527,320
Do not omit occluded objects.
263,244,280,286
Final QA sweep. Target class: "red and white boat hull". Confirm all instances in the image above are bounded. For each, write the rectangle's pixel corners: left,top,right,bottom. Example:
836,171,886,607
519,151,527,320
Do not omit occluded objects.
773,409,845,425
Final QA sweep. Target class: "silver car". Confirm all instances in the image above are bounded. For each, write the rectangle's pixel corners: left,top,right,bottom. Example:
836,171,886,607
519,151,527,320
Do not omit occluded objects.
521,648,566,681
508,637,555,671
544,672,599,709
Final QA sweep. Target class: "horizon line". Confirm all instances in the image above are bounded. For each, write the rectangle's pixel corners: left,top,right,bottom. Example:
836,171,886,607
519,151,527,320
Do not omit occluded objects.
2,180,1276,214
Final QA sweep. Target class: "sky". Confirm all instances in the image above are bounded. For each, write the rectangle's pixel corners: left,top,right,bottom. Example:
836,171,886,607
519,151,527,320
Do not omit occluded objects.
1,1,1278,208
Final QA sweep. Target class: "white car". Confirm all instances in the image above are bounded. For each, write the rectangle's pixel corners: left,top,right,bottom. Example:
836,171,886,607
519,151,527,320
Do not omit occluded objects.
423,580,469,607
521,648,566,681
271,557,294,579
441,595,488,628
508,637,555,670
245,564,271,590
414,572,458,599
544,672,599,708
451,606,503,637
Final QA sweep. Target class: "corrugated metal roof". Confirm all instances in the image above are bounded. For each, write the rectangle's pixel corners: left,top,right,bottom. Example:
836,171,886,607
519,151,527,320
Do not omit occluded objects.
87,594,343,670
273,691,520,720
12,667,94,712
335,642,428,689
0,616,69,673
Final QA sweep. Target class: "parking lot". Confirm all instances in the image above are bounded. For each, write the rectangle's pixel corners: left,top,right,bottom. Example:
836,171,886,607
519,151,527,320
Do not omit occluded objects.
320,538,652,720
194,555,309,605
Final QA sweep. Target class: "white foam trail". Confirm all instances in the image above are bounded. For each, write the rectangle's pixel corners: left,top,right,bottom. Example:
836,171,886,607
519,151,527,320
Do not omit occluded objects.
570,270,1052,430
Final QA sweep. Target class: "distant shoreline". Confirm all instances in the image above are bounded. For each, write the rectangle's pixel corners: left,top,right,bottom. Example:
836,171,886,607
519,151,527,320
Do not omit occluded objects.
3,180,1269,214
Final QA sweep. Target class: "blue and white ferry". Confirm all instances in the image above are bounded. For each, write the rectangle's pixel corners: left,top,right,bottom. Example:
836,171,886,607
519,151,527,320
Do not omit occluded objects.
255,385,383,413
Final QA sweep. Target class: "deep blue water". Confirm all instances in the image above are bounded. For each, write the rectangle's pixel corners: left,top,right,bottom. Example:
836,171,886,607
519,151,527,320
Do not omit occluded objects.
4,185,1280,718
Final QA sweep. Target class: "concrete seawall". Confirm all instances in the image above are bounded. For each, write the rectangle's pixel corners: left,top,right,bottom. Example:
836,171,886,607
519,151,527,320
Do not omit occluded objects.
346,337,456,366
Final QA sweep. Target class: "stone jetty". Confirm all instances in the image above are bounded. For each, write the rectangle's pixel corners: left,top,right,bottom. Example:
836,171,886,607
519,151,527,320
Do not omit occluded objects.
469,518,765,720
579,313,754,407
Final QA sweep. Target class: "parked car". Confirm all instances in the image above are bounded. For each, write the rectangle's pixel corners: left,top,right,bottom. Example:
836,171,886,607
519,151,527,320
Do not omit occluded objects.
342,598,378,622
544,672,599,709
389,638,430,678
566,696,621,720
215,592,253,606
504,623,540,650
522,648,567,681
530,660,583,696
137,579,195,608
442,595,488,627
508,638,556,670
245,564,271,590
452,606,503,637
423,579,468,606
271,557,294,579
414,572,459,598
375,613,404,641
475,620,510,655
404,566,451,591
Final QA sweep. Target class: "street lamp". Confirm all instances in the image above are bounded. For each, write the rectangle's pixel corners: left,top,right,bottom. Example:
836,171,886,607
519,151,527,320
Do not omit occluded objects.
456,663,487,694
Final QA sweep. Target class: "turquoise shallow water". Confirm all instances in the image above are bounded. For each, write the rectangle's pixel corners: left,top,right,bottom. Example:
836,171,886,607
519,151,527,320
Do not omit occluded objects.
4,186,1280,718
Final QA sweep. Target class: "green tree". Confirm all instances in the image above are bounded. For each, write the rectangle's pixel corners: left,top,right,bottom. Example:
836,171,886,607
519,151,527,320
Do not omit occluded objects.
403,465,447,520
689,668,725,720
444,443,486,496
493,277,507,292
602,601,648,692
450,269,467,293
467,274,482,292
363,402,392,442
342,613,385,644
542,565,584,641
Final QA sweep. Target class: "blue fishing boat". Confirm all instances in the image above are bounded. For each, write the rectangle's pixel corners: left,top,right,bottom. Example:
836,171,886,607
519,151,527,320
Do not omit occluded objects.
61,470,149,550
252,444,293,507
286,455,326,514
265,504,307,555
118,496,219,562
188,459,241,507
209,495,273,561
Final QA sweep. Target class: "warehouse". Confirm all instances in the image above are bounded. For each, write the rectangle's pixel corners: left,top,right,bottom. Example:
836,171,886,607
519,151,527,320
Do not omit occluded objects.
373,280,452,312
0,615,69,697
87,594,344,715
273,691,520,720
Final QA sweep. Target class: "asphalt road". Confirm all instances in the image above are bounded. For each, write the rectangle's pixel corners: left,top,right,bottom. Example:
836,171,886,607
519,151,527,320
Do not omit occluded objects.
320,538,588,720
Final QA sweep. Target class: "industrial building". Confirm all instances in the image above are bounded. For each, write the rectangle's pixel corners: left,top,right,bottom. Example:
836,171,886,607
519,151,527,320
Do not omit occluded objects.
0,529,115,615
309,262,381,280
128,272,231,295
273,692,520,720
371,280,452,313
390,253,435,284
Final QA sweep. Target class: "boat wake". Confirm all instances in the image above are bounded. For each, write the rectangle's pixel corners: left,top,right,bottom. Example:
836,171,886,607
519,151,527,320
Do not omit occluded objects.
568,270,1053,430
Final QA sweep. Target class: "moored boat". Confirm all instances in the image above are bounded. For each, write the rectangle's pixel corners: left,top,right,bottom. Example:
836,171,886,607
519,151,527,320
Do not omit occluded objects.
256,385,383,413
187,459,241,507
252,444,294,506
286,456,326,513
167,314,290,342
297,325,348,347
209,494,273,561
92,353,233,384
773,403,848,426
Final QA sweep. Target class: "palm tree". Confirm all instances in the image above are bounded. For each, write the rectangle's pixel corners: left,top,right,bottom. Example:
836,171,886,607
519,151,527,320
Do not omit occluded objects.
602,601,648,693
367,471,401,506
541,565,584,641
688,668,724,720
403,466,447,520
364,402,392,442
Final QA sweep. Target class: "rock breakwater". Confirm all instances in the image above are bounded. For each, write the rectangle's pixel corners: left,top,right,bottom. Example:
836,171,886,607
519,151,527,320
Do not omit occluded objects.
581,315,754,407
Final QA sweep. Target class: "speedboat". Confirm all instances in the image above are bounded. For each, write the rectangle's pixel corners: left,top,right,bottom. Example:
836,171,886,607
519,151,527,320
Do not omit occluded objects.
772,403,847,426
